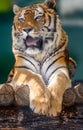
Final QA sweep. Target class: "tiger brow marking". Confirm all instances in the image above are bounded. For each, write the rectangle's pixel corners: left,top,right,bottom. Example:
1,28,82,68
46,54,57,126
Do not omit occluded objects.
35,8,43,14
19,10,25,20
45,56,65,75
25,9,32,14
17,55,38,72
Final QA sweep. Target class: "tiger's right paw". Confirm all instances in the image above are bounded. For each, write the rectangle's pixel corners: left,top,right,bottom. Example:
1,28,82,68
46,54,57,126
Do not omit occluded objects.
30,89,51,115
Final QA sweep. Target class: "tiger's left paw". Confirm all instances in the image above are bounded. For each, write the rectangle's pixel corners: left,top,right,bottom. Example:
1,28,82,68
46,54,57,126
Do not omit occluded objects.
47,96,62,116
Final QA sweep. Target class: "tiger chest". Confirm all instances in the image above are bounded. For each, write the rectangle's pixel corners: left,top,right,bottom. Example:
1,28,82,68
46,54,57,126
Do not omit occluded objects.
12,52,67,86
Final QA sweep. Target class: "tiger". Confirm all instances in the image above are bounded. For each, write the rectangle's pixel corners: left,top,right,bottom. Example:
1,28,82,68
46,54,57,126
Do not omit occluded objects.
0,0,82,116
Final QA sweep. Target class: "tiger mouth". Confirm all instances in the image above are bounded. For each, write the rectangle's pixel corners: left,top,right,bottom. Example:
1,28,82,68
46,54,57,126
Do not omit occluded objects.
24,36,43,50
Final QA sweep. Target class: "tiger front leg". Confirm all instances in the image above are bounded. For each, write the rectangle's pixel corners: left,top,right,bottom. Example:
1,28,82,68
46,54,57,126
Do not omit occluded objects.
47,70,71,116
27,71,51,115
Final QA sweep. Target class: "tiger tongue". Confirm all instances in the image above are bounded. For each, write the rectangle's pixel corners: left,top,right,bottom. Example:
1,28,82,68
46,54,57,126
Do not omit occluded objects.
26,36,37,46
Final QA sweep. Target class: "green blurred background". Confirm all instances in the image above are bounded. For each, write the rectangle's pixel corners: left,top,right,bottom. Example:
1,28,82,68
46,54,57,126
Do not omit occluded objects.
0,0,83,83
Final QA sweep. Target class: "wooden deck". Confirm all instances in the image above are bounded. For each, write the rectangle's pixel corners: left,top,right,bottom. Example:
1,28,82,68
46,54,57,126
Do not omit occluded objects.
0,104,83,130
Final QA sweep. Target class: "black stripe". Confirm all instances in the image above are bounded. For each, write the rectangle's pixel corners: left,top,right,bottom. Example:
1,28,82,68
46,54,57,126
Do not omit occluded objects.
54,16,56,31
17,55,37,71
69,59,76,68
48,15,56,32
43,25,55,32
48,66,67,81
48,15,51,27
43,26,49,31
45,36,54,41
15,66,33,71
45,56,64,74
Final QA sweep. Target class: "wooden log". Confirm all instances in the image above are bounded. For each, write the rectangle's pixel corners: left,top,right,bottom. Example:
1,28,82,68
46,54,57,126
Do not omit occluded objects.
63,81,83,106
0,105,82,129
15,84,29,106
0,84,14,106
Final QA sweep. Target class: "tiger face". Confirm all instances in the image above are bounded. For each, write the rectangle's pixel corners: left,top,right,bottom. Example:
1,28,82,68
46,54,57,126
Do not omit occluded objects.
12,0,61,58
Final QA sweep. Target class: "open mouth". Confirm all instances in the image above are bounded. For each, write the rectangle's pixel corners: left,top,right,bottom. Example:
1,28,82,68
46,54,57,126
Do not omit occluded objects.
25,36,38,47
24,36,43,49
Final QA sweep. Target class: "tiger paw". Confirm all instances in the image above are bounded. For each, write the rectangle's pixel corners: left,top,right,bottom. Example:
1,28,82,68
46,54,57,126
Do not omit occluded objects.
47,97,62,116
0,84,14,106
30,89,51,115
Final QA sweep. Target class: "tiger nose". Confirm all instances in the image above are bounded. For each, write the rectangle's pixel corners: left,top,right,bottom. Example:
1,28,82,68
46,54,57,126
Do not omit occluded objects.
23,28,32,33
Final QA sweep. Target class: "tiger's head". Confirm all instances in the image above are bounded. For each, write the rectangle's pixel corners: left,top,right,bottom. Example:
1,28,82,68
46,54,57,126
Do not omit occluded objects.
12,0,64,60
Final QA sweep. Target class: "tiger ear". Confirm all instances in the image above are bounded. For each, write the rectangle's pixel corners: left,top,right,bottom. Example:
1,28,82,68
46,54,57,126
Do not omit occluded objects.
13,4,21,14
45,0,56,8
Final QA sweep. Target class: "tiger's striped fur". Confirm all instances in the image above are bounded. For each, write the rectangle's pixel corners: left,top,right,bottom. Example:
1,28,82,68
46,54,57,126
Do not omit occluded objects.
0,0,77,116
